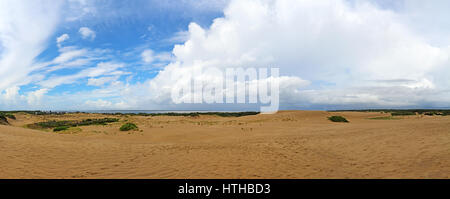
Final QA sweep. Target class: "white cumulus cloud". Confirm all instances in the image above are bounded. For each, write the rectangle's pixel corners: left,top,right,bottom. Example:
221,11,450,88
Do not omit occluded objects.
134,0,450,110
56,33,70,47
79,27,96,40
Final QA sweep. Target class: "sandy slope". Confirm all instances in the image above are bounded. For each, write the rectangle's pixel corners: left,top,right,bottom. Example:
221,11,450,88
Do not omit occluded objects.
0,111,449,178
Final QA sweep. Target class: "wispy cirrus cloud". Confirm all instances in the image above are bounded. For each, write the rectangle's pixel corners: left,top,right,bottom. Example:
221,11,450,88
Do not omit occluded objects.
39,62,126,89
0,0,62,92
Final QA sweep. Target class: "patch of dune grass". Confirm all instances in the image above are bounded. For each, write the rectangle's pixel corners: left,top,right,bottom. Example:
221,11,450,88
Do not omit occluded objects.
3,113,15,120
0,112,15,122
424,111,445,116
27,118,119,131
53,126,70,132
34,118,119,129
53,127,82,134
329,109,450,117
391,111,416,116
0,115,8,125
0,111,67,115
328,116,349,123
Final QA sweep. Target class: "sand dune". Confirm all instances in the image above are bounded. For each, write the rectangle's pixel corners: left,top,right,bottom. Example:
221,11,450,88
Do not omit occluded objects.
0,111,449,178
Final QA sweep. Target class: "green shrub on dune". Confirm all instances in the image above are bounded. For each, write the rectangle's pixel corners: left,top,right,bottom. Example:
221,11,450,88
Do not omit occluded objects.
328,109,450,116
53,126,70,132
0,115,8,125
391,111,416,116
120,123,138,131
0,113,15,124
4,113,16,120
33,118,119,129
328,116,349,123
53,126,69,132
52,126,82,133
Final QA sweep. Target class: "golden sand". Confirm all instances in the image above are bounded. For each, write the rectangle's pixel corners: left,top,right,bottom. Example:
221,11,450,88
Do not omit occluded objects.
0,111,449,178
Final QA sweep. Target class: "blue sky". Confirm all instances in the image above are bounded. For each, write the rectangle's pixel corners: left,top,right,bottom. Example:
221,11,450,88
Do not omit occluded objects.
1,0,450,111
36,2,223,95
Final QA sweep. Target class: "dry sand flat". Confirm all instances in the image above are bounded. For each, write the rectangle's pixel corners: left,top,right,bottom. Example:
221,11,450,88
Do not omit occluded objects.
0,111,449,179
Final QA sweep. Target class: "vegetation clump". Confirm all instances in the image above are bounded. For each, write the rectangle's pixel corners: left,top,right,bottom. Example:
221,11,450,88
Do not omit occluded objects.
0,112,16,125
0,112,15,120
0,111,67,115
27,118,119,132
120,123,138,131
53,126,70,132
0,115,8,125
329,109,450,116
328,116,349,123
33,118,119,129
390,111,416,116
77,118,119,126
424,111,445,116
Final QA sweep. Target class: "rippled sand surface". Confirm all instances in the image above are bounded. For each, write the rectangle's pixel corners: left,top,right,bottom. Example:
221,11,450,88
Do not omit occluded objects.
0,111,449,178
